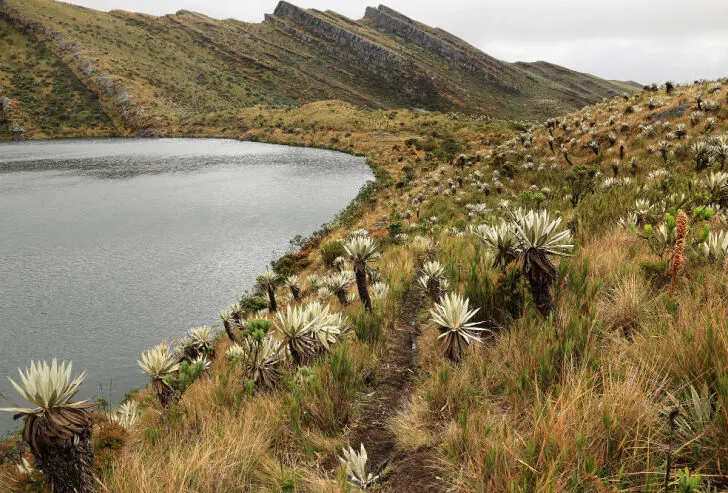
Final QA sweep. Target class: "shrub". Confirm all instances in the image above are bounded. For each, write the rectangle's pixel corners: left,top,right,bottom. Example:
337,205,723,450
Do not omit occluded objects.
92,416,127,475
321,241,347,268
493,262,526,322
165,359,207,394
240,295,268,314
442,138,462,160
565,165,598,206
271,252,310,277
389,222,403,238
402,165,416,182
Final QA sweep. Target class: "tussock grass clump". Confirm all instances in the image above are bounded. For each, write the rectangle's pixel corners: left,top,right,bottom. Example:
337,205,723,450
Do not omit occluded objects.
388,395,433,452
597,273,653,336
350,303,386,344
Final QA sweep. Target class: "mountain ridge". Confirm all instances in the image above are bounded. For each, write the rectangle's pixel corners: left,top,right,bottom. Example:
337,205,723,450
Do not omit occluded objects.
0,0,641,139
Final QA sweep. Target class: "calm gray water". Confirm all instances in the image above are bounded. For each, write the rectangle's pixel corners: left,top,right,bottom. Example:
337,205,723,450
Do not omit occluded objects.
0,138,370,433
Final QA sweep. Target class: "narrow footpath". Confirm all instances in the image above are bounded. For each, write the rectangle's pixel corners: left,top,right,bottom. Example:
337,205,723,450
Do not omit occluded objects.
343,283,444,492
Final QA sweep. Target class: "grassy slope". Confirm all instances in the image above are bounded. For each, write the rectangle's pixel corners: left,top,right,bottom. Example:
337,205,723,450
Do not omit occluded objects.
383,82,728,491
0,0,640,138
0,16,114,139
3,80,728,492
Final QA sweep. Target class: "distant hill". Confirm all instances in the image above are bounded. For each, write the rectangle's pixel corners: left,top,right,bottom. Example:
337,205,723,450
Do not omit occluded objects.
0,0,641,138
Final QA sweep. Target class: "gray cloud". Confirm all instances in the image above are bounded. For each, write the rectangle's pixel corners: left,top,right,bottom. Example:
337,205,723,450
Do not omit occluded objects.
66,0,728,84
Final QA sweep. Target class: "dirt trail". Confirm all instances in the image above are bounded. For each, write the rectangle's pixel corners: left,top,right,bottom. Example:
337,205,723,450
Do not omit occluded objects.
344,285,445,492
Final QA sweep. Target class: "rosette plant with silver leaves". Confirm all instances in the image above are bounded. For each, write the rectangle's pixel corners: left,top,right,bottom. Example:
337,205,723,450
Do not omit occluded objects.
343,236,381,312
430,293,488,362
1,360,96,493
338,443,379,488
138,343,180,407
418,260,447,300
513,210,574,318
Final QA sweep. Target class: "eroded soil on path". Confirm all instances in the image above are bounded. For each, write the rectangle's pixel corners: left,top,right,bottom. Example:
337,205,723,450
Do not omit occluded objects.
343,285,445,492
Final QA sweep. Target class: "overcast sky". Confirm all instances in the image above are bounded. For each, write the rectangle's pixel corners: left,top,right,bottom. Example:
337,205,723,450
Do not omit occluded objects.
66,0,728,84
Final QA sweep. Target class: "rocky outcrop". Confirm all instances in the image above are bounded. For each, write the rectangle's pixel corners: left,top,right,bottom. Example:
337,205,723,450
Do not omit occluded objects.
136,127,166,138
1,95,24,139
274,2,406,73
10,123,25,140
365,7,478,73
268,1,440,105
364,5,517,91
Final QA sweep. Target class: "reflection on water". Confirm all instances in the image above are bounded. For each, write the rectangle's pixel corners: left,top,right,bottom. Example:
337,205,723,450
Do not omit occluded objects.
0,139,310,178
0,138,371,433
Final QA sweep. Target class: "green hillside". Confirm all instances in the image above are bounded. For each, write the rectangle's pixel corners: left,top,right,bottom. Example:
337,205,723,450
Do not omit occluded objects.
0,0,640,139
0,16,114,139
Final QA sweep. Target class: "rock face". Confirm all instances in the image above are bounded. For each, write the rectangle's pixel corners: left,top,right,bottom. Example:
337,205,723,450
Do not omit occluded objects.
1,96,11,116
1,96,24,138
276,2,404,73
269,2,440,106
136,127,165,138
363,5,512,87
262,2,638,115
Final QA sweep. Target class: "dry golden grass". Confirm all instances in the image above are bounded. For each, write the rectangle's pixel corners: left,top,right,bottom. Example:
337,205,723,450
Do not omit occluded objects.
628,271,728,384
105,80,728,491
388,395,434,453
105,383,279,492
414,300,676,491
580,228,643,283
381,80,728,492
438,360,668,491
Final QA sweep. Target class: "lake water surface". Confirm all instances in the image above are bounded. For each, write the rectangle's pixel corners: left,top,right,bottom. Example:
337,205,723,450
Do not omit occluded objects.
0,138,371,433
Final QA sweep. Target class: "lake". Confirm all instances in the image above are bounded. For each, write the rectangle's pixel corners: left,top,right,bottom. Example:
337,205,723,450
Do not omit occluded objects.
0,138,371,433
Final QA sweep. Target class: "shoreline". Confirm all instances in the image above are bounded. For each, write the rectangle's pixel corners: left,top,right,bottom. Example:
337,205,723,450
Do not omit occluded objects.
0,133,380,437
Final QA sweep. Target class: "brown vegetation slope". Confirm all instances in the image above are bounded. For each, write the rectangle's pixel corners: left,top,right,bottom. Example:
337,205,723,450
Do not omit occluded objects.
0,0,640,139
4,79,728,491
